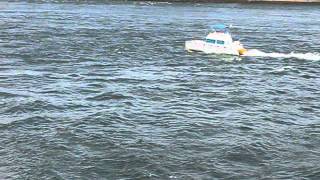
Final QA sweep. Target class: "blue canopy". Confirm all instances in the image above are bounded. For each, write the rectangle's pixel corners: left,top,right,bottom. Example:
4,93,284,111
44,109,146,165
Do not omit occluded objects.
210,24,229,32
211,24,227,30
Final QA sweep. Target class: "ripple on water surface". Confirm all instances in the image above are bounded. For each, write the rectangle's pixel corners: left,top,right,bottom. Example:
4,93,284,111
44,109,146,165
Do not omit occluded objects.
0,2,320,179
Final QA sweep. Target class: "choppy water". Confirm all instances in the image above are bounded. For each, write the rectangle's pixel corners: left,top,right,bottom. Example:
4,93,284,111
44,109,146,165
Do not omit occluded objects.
1,1,320,179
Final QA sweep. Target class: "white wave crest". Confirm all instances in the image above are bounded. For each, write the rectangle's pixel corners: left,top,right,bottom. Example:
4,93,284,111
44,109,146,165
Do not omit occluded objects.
243,49,320,61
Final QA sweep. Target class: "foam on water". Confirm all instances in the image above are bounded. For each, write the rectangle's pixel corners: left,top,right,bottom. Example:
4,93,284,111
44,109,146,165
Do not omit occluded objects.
244,49,320,61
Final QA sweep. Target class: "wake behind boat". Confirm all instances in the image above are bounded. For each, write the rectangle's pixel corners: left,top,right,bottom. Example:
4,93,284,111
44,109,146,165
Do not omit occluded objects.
185,24,247,56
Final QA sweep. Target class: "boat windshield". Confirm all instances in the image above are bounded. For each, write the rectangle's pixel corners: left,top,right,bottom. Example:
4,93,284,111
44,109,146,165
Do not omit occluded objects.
206,39,216,44
217,40,225,45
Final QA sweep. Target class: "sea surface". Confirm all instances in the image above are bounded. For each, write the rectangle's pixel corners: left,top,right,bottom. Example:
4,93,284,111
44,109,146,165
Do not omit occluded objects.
1,1,320,179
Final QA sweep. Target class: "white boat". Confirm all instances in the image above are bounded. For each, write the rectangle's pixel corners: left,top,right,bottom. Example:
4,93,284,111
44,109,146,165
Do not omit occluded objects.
185,24,247,56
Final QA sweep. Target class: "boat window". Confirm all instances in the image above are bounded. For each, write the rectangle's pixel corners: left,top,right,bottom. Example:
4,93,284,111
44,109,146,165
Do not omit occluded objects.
206,39,216,44
217,40,225,45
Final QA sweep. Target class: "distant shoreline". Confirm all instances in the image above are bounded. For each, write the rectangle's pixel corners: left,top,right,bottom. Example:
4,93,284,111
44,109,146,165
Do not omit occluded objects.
133,0,320,3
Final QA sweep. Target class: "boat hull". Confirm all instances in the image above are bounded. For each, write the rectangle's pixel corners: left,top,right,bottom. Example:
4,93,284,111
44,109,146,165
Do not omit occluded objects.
185,40,240,56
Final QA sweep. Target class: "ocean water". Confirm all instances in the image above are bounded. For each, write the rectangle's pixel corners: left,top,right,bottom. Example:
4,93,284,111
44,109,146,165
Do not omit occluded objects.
0,1,320,179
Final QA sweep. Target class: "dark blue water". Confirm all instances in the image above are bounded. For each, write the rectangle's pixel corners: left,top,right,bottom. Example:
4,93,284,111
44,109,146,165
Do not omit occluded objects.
1,2,320,179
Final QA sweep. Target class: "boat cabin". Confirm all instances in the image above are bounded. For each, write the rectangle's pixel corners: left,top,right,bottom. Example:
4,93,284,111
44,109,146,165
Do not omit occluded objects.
205,24,233,46
205,32,233,46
